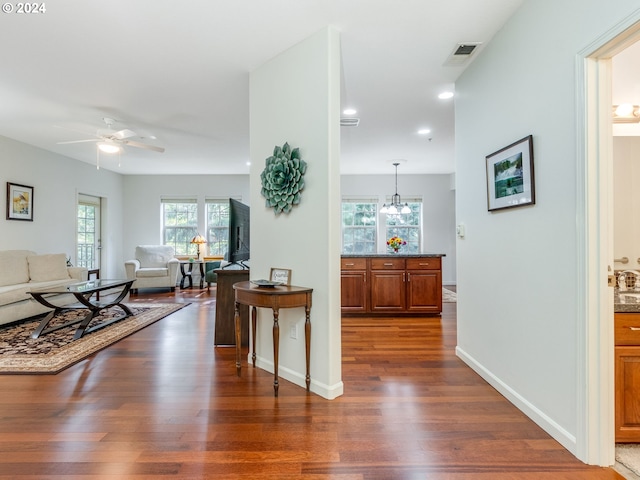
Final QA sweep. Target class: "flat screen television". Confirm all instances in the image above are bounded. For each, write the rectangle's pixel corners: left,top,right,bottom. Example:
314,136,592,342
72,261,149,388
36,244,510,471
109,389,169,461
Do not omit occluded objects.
227,198,250,267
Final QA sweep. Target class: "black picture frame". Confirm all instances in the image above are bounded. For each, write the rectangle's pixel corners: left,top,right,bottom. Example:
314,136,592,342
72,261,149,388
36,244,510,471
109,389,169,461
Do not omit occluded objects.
486,135,535,212
6,182,34,221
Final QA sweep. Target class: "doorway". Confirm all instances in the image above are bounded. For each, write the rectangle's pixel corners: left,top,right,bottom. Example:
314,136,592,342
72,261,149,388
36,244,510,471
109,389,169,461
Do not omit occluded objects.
580,14,640,466
77,193,102,270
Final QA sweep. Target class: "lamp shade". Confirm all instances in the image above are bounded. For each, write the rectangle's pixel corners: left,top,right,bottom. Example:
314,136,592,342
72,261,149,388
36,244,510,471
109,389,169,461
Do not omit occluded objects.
191,234,207,244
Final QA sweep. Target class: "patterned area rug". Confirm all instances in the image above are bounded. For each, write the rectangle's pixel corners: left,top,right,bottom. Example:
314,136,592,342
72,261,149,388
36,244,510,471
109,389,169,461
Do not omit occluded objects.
443,287,457,303
0,303,185,374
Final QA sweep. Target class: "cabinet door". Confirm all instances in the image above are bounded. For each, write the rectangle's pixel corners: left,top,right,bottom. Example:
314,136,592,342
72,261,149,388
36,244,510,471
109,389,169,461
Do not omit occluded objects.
406,270,442,313
370,271,405,312
341,271,368,312
615,346,640,442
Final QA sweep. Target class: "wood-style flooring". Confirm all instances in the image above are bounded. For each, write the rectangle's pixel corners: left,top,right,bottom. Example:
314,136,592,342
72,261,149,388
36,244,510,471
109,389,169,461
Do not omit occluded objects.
0,287,624,479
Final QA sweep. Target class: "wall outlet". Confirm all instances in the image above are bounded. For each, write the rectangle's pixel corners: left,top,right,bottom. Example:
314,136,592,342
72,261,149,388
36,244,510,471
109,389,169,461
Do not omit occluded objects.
289,324,298,340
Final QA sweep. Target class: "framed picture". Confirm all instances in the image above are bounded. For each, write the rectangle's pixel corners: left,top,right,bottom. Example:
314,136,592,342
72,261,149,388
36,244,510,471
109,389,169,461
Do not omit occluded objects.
270,268,291,285
6,182,34,221
486,135,535,212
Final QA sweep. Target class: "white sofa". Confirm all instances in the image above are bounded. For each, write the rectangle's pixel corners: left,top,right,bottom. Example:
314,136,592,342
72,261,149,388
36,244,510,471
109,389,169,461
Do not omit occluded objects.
0,250,88,326
124,245,179,293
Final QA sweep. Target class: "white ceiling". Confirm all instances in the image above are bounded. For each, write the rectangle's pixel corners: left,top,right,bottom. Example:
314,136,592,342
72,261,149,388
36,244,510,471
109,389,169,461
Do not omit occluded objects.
0,0,529,175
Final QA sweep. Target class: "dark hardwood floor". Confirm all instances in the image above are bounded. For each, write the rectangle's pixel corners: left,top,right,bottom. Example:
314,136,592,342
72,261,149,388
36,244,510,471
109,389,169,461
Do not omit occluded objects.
0,287,623,479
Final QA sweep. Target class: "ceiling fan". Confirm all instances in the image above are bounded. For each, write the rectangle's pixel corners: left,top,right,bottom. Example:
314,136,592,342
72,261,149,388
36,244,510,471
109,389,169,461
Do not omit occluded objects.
57,117,165,153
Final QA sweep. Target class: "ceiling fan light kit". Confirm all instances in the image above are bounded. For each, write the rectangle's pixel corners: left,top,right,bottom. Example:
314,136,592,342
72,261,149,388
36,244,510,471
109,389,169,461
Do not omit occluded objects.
56,117,165,156
97,141,120,154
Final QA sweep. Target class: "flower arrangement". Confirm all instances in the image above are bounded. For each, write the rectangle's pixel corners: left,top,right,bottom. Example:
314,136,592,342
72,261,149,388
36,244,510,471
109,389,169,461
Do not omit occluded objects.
387,236,406,252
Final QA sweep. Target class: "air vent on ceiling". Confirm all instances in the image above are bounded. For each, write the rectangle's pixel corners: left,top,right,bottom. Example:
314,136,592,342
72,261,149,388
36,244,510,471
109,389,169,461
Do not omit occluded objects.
340,117,360,127
443,42,482,66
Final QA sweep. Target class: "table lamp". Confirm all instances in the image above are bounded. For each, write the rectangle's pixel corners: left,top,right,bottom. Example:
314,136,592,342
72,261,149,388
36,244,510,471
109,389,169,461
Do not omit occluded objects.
190,234,207,261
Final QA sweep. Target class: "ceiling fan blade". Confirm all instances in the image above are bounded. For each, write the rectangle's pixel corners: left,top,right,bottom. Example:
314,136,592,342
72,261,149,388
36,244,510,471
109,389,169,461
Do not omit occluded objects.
57,139,100,145
123,140,165,153
113,128,137,140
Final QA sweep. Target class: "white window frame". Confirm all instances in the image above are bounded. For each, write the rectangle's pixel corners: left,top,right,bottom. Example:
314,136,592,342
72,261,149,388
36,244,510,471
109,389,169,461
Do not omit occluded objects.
205,198,230,257
161,198,198,256
383,197,422,253
341,198,378,254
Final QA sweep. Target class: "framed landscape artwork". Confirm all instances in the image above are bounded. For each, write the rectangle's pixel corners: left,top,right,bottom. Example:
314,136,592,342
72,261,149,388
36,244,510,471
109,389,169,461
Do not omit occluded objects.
6,182,34,221
486,135,535,212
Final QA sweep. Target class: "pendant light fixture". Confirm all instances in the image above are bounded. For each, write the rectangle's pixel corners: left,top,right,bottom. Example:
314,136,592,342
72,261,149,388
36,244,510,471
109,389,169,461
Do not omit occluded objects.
380,162,411,214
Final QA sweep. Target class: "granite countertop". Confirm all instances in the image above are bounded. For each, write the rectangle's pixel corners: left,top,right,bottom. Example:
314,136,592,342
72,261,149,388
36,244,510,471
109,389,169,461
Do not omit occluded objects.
341,253,445,258
615,288,640,313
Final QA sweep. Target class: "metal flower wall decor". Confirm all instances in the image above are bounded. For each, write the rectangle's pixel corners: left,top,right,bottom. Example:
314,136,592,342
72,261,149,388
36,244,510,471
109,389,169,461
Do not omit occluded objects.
260,142,307,215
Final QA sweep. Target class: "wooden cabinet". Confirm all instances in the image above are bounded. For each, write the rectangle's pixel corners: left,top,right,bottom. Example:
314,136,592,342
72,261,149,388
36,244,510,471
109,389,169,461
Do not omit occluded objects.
214,268,249,346
340,258,368,313
341,255,443,316
615,313,640,442
370,258,405,312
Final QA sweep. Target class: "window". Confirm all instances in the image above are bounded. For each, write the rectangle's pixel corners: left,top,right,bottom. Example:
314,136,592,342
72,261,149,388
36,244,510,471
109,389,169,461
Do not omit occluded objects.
206,199,229,256
162,199,198,256
385,201,422,253
341,200,377,254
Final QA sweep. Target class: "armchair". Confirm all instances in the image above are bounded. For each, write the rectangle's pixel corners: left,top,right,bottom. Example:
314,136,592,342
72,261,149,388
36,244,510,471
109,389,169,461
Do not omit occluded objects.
205,260,222,291
125,245,179,293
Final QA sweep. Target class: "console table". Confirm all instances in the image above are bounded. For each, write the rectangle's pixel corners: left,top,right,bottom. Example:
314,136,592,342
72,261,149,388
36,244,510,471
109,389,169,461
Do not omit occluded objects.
233,281,313,397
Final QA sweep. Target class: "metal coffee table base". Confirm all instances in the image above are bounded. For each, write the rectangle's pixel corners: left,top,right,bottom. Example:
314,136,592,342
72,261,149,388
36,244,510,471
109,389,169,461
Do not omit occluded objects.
30,280,134,340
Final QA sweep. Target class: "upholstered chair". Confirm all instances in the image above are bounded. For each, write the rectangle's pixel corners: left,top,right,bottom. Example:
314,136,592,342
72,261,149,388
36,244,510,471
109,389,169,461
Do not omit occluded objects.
204,260,221,291
124,245,179,293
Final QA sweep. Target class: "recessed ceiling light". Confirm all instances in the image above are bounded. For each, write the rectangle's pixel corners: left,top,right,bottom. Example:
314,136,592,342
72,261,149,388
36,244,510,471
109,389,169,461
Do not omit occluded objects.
417,129,431,135
246,161,251,166
343,108,357,115
438,91,454,100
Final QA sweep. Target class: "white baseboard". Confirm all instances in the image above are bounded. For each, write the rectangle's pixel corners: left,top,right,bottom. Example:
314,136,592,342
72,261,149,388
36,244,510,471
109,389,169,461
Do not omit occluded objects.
250,354,344,399
455,346,577,456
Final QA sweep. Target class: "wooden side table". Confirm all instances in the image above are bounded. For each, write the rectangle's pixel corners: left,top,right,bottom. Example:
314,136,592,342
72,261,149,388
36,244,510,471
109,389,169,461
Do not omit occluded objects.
233,281,313,397
179,261,205,289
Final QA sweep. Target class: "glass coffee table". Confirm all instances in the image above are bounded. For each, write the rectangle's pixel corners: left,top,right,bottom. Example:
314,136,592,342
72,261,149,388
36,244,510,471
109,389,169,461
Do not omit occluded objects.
28,279,135,340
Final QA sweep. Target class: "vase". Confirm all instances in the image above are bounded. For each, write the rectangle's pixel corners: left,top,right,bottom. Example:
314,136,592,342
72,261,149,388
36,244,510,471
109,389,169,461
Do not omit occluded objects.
393,248,399,253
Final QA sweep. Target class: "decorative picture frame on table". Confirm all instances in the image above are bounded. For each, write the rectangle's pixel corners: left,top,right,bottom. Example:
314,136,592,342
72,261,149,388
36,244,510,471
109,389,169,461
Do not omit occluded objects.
6,182,34,221
486,135,535,212
270,268,291,285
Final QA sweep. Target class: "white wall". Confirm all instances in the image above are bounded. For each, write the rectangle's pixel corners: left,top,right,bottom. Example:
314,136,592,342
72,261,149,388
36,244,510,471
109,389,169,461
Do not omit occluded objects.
455,0,640,459
250,27,343,399
121,174,250,262
0,136,124,278
341,173,456,285
613,137,640,270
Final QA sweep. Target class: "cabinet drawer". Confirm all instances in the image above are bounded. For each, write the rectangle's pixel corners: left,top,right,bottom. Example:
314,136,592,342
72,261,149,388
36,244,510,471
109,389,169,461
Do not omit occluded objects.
341,258,367,270
406,257,441,270
615,314,640,345
371,258,405,270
